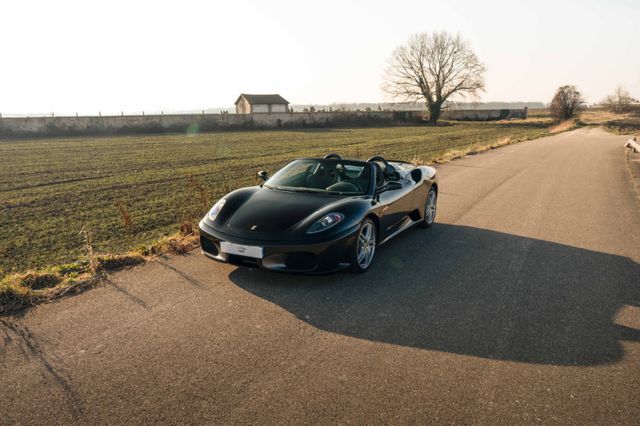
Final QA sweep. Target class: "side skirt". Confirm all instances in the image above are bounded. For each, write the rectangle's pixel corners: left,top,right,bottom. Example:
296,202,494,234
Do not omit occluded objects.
378,218,422,246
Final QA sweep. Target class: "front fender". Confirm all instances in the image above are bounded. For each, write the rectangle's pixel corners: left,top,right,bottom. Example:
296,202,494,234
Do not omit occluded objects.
203,186,260,227
290,197,375,236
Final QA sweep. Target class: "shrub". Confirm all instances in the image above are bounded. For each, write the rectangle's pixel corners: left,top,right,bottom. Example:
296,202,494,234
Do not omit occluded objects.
550,85,585,122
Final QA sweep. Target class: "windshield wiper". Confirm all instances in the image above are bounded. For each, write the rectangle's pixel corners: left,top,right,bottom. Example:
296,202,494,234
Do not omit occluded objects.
266,185,359,196
289,188,319,194
265,185,306,193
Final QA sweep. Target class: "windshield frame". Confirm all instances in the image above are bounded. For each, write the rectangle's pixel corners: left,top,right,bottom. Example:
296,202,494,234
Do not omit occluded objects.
263,158,375,196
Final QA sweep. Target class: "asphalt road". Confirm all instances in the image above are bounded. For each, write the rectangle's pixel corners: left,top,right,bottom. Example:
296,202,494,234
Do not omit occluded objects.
2,128,639,424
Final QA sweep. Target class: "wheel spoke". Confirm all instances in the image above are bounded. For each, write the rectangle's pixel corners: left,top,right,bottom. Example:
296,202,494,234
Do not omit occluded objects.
424,190,437,224
356,222,376,268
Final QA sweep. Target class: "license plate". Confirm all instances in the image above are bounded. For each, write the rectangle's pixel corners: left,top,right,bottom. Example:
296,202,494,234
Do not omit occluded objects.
220,241,264,259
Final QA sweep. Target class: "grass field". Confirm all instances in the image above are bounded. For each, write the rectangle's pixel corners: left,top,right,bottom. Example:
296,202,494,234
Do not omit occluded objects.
1,117,558,274
581,106,640,134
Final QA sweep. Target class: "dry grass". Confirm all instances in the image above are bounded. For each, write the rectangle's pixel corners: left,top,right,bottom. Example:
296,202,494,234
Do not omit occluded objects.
138,234,199,257
186,173,212,212
0,268,93,315
95,253,145,271
431,136,513,164
115,200,135,234
604,117,640,136
0,278,34,313
579,107,640,136
580,109,625,125
0,236,189,316
80,227,97,274
549,120,576,134
16,272,62,290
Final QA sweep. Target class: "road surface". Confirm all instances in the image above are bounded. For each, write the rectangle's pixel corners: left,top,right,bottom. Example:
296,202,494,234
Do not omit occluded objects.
2,128,639,424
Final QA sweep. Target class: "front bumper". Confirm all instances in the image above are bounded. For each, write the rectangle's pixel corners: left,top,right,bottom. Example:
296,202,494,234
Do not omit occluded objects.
198,220,359,273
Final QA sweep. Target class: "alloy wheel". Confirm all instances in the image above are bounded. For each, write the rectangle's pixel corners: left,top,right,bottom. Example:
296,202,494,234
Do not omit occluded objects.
425,189,437,225
357,222,376,269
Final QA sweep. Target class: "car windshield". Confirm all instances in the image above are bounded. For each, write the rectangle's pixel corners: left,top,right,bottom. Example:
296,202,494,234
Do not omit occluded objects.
264,159,371,195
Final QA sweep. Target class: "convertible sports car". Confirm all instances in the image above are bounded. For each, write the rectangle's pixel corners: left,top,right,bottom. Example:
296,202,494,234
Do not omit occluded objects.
199,154,438,273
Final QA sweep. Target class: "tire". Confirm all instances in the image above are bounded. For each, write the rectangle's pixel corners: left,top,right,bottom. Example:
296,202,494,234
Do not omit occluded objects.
420,187,437,228
351,218,377,273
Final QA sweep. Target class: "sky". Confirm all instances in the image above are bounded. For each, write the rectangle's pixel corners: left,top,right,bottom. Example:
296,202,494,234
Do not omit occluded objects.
1,0,639,115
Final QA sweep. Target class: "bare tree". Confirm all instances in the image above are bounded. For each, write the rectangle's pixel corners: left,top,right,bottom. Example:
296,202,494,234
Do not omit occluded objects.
603,87,637,113
549,85,585,121
382,32,486,124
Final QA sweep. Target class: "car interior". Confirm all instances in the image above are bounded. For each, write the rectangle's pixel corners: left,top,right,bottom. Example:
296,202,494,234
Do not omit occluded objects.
305,161,371,193
267,154,408,194
365,155,401,188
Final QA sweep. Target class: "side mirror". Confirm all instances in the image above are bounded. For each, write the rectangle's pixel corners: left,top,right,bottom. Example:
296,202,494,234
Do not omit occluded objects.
257,170,269,181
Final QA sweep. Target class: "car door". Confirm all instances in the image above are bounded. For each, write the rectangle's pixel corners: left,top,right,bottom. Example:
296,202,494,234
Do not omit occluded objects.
408,167,429,212
375,175,414,240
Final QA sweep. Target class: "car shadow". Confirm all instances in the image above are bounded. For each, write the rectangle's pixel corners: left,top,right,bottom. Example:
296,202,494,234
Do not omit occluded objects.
228,224,640,366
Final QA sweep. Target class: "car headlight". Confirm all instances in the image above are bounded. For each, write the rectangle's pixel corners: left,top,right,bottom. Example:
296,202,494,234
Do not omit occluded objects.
207,199,226,221
306,213,345,234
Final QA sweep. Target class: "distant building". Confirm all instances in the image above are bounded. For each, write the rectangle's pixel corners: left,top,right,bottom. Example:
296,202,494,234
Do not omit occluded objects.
235,94,289,114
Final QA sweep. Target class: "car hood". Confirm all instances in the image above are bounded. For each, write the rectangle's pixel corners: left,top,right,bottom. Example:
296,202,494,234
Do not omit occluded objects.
223,188,344,236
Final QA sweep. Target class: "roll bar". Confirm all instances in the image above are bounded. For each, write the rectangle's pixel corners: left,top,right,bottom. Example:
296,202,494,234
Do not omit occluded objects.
323,153,342,160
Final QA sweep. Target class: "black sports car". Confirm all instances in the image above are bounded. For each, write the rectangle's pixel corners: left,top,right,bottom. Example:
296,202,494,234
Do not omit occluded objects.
199,154,438,273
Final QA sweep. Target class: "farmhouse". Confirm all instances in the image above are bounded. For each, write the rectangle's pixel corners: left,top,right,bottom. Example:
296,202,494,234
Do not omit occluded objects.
235,94,289,114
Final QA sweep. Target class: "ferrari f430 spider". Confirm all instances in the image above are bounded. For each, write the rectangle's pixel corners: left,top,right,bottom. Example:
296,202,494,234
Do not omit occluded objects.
199,154,438,273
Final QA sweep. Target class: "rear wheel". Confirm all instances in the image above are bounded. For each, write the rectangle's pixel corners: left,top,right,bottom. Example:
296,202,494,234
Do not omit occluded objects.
351,219,377,273
420,187,437,228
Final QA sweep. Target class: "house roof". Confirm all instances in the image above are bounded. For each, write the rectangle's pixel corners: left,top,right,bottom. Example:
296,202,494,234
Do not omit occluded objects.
235,94,289,105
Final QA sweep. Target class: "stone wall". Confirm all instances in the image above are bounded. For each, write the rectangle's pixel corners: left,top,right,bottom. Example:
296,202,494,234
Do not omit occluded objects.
0,109,526,138
441,108,528,121
0,111,427,137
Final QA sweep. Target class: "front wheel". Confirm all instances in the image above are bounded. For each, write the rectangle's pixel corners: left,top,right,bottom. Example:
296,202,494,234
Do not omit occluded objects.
350,218,377,273
420,187,437,228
